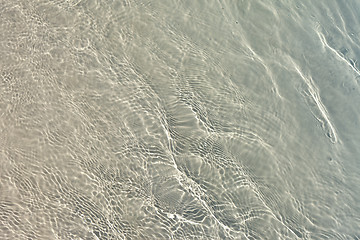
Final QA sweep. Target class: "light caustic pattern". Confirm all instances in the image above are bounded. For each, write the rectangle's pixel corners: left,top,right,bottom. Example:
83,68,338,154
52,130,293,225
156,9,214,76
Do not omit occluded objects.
0,0,360,239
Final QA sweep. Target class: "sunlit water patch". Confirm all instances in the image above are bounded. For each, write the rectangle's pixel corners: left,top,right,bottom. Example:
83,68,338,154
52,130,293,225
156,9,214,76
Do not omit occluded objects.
1,0,359,239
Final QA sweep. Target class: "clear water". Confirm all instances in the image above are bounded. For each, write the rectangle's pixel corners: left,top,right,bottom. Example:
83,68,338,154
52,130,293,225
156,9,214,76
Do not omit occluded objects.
1,0,359,239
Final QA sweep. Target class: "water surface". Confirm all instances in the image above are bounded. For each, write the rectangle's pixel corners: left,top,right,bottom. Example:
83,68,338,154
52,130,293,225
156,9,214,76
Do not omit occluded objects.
1,0,359,239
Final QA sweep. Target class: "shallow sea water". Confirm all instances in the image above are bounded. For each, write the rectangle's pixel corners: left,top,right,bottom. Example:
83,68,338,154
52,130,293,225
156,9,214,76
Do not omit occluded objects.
1,0,360,239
